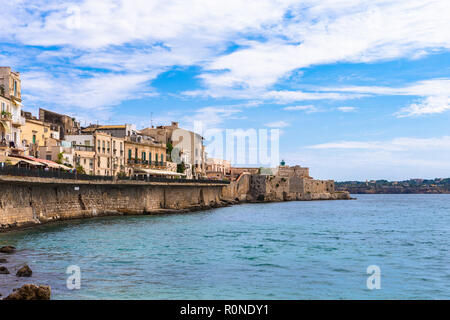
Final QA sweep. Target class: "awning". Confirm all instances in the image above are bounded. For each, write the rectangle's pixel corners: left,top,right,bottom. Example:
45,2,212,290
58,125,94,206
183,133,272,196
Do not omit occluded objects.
134,168,186,176
58,164,72,170
17,155,64,169
6,156,44,166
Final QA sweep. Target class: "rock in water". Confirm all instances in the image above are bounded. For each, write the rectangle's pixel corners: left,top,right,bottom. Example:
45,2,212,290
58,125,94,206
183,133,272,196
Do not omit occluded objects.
4,284,51,300
16,265,33,277
0,246,16,254
0,266,10,274
0,258,7,263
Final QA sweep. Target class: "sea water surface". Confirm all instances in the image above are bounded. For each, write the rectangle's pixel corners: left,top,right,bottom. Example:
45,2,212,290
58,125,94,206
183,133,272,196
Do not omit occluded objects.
0,194,449,299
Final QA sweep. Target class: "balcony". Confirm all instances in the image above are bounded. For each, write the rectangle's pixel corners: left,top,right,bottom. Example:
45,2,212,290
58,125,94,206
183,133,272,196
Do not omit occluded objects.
127,158,166,169
0,112,12,121
11,116,25,127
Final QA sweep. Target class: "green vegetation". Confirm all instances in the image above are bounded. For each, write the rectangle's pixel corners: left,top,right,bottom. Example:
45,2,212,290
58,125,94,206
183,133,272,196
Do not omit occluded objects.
177,161,186,174
76,165,85,174
56,152,64,164
166,142,173,161
1,110,12,117
117,171,127,179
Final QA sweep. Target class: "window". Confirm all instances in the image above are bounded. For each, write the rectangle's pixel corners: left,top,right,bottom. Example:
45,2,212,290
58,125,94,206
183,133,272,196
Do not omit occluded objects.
128,149,132,160
155,153,158,164
32,135,36,144
142,151,146,161
135,148,138,160
13,80,17,97
149,152,151,164
161,154,164,164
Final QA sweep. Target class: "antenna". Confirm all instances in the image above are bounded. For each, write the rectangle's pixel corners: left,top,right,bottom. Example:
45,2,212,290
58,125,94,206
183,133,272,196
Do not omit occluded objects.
150,112,154,128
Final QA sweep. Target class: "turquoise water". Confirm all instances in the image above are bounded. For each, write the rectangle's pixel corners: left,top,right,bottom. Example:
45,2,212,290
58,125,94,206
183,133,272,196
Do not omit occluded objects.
0,194,449,299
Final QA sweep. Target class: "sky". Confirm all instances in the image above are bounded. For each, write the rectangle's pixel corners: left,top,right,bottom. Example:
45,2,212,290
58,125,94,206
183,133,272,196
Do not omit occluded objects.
0,0,449,181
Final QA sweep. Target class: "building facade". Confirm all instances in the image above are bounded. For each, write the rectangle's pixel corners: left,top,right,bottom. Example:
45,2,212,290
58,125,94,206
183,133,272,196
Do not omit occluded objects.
21,112,60,157
124,134,167,176
65,132,125,176
205,158,231,179
0,67,25,156
141,121,206,178
39,108,80,139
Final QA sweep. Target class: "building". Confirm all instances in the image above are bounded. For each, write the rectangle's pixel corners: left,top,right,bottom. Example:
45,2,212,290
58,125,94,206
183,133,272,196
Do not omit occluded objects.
141,121,206,178
81,124,136,138
124,133,167,176
205,158,231,180
0,67,26,156
39,108,80,139
21,111,60,157
81,124,166,176
38,143,74,167
65,131,125,176
277,165,311,179
0,94,12,157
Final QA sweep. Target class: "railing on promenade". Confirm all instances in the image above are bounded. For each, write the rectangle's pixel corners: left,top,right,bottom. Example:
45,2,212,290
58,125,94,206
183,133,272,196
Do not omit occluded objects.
0,165,230,185
0,165,113,181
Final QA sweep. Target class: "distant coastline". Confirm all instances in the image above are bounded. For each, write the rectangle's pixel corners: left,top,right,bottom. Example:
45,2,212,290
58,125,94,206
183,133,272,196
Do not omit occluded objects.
336,178,450,194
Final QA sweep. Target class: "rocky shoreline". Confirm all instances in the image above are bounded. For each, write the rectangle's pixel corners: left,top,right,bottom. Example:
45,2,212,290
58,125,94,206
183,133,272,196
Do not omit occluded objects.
0,245,51,300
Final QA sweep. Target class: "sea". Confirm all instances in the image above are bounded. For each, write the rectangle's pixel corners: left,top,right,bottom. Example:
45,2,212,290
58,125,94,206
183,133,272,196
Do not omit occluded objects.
0,194,449,299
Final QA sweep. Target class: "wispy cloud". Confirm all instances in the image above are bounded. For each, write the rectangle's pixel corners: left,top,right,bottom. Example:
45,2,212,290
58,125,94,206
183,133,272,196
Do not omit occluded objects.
265,120,290,128
283,105,319,113
286,136,450,180
307,136,450,152
337,106,357,112
315,79,450,117
1,0,449,115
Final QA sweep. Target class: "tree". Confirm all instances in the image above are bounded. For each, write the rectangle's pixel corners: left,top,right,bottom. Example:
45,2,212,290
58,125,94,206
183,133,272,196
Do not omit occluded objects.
56,152,64,164
177,161,186,173
166,141,173,162
76,165,85,174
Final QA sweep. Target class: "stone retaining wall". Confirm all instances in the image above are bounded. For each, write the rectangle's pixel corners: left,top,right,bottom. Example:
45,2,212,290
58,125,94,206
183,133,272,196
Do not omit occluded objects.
0,176,226,230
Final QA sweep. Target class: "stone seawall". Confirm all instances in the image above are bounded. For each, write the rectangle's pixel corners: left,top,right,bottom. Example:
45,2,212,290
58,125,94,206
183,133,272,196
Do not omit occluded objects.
1,172,350,231
0,176,226,230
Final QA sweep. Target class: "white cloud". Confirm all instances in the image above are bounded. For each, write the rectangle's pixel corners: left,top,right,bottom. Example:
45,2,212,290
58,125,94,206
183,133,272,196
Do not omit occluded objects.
308,136,450,152
286,136,450,180
1,0,450,115
316,78,450,117
265,121,290,128
198,0,450,94
283,105,318,113
337,106,357,112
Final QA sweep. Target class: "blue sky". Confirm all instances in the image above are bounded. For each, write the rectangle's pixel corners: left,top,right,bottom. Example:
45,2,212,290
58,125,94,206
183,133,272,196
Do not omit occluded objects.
1,0,449,180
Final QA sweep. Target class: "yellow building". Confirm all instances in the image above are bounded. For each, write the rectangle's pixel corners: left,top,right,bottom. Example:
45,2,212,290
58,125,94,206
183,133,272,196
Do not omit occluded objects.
74,149,95,175
21,115,60,156
124,135,167,176
0,67,26,156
